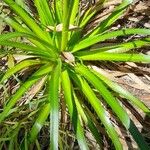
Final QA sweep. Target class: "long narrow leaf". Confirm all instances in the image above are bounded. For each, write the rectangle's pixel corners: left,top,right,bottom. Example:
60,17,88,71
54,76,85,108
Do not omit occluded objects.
73,91,103,148
74,64,130,128
79,1,104,28
0,64,53,123
69,72,123,150
91,67,150,113
75,64,150,149
0,32,33,41
0,41,52,57
61,70,89,149
71,28,150,52
34,0,54,26
77,52,150,63
1,59,46,83
48,59,61,150
76,38,150,54
70,0,79,24
3,0,51,43
28,103,51,143
61,0,71,51
3,16,50,51
89,0,133,36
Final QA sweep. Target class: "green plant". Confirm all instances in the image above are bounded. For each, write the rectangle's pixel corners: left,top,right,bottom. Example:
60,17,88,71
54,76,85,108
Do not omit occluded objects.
0,0,150,149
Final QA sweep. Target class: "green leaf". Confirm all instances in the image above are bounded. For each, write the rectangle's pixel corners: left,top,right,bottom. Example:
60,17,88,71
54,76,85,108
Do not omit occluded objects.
3,0,51,43
0,40,52,57
75,64,130,128
75,64,150,149
3,16,50,51
89,0,133,36
91,67,150,113
0,32,32,41
71,28,150,52
61,0,72,51
0,64,53,123
103,38,150,53
77,52,150,63
128,120,150,150
73,92,103,148
70,0,79,25
34,0,54,26
0,31,57,56
48,59,61,150
28,103,51,143
54,0,62,23
76,38,150,54
1,59,46,83
70,72,123,150
61,70,89,149
79,1,105,28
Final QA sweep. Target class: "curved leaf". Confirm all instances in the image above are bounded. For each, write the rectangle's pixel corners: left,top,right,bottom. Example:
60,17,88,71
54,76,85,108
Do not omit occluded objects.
0,40,52,57
1,59,47,83
72,28,150,52
70,72,123,150
75,64,130,128
28,103,51,143
61,69,88,150
76,38,150,54
91,67,150,114
89,0,133,36
75,64,150,149
3,0,51,43
78,52,150,62
73,91,103,148
0,64,53,123
48,59,61,150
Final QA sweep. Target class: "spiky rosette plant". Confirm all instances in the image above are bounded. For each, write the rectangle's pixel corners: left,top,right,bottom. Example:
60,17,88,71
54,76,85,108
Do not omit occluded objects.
0,0,150,149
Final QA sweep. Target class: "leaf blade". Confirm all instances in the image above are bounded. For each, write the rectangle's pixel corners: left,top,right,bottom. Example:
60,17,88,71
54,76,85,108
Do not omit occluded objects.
48,59,61,150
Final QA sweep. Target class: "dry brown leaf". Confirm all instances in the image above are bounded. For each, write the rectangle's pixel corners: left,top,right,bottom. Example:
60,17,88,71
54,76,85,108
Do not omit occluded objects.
128,73,150,92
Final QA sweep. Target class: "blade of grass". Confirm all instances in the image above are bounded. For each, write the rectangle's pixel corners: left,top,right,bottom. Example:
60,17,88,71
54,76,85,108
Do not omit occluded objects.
0,64,53,123
69,71,123,150
74,64,130,129
61,69,89,150
88,0,133,36
48,59,61,150
78,52,150,63
91,67,150,113
75,64,150,149
73,91,103,148
1,59,47,83
71,28,150,52
34,0,54,26
76,38,150,54
0,40,52,57
3,0,52,44
28,103,51,143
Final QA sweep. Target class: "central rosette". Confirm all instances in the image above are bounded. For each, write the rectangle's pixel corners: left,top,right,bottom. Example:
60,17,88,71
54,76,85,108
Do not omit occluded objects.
61,52,75,65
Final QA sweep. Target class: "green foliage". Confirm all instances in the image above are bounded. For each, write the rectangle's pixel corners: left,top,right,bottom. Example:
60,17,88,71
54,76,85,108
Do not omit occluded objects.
0,0,150,149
